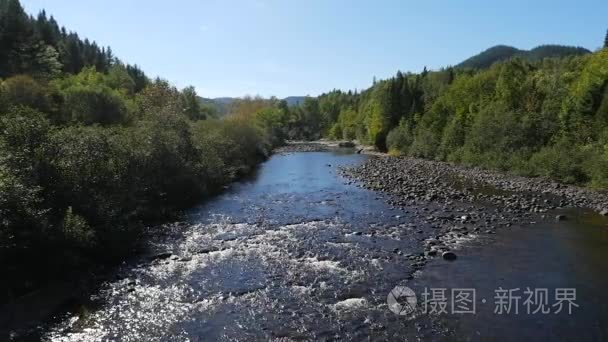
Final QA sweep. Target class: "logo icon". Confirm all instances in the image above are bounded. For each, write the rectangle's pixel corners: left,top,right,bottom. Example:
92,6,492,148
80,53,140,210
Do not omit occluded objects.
387,286,417,315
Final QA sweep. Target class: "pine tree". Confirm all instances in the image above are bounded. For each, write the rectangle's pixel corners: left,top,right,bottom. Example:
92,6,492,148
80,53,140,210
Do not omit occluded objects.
126,64,149,92
604,29,608,48
0,0,31,77
180,86,204,120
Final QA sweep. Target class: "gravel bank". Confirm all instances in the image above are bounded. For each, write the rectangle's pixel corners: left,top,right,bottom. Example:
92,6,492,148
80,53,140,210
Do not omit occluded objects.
273,141,334,153
340,155,608,260
274,140,379,155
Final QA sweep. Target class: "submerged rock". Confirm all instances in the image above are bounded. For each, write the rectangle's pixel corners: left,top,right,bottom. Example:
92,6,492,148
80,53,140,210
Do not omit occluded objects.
150,252,172,261
442,251,457,261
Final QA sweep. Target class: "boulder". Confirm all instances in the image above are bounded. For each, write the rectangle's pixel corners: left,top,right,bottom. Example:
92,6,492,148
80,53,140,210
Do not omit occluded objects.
600,209,608,216
150,252,172,261
339,141,356,148
555,214,567,221
442,251,457,261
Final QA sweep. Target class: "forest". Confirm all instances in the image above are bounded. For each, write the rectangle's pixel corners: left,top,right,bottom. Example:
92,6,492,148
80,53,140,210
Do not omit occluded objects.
301,39,608,188
0,0,300,301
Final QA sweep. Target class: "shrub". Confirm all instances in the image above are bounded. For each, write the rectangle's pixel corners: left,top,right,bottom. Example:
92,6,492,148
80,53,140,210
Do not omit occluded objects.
61,206,95,249
0,75,49,112
386,121,413,155
528,138,590,184
62,85,128,125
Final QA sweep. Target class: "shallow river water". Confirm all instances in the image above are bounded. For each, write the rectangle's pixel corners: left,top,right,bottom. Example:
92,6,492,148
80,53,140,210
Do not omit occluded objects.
38,149,608,341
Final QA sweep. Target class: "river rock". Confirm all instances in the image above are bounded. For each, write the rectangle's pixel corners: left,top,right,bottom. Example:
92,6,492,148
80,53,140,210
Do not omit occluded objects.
555,214,567,221
150,252,172,261
442,251,457,261
338,141,356,148
600,209,608,216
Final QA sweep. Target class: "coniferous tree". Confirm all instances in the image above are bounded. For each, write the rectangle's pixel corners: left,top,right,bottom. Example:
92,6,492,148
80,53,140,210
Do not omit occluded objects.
126,64,149,92
180,86,205,120
0,0,30,77
0,0,145,81
604,29,608,48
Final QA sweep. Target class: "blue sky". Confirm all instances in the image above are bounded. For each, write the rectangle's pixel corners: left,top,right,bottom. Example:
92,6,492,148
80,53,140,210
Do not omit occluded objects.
20,0,608,98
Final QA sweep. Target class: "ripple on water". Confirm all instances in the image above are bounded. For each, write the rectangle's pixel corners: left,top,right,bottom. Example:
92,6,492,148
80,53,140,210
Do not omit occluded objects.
45,217,391,341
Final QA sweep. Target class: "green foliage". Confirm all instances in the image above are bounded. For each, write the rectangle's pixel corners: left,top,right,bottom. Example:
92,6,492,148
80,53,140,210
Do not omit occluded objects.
106,64,136,95
0,0,147,84
255,106,290,145
528,138,589,184
193,118,270,178
0,82,280,300
61,206,95,248
293,97,323,139
0,75,49,112
0,107,50,250
0,2,284,299
291,46,608,189
386,120,413,155
180,86,206,120
61,84,128,124
336,108,359,140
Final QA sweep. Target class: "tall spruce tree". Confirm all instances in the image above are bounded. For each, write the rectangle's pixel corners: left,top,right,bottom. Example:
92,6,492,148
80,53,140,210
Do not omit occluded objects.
604,29,608,48
0,0,30,77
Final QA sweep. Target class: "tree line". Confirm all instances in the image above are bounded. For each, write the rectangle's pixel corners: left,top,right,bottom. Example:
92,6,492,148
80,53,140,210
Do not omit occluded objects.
295,38,608,188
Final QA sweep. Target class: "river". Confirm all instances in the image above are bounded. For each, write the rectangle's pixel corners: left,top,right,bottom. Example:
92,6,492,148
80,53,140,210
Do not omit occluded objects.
29,148,608,341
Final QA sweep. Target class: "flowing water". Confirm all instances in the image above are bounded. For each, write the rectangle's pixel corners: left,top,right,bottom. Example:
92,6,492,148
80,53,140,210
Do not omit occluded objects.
30,149,608,341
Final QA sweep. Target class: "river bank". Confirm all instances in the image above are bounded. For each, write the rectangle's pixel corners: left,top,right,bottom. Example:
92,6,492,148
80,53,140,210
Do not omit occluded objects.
280,140,608,215
276,140,608,270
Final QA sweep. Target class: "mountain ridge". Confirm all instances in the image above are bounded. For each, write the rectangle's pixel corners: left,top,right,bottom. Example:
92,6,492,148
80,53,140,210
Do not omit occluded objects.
457,44,591,69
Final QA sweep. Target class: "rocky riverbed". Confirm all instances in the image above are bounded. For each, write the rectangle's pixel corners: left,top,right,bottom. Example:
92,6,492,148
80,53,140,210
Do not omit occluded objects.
339,154,608,265
274,140,375,155
274,141,335,153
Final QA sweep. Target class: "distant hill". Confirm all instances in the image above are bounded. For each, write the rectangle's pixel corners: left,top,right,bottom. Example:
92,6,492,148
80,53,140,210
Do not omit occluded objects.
283,96,307,106
198,96,307,118
457,44,591,69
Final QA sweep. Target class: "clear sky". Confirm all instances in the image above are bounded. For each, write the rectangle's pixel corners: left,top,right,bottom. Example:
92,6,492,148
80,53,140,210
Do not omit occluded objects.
20,0,608,98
